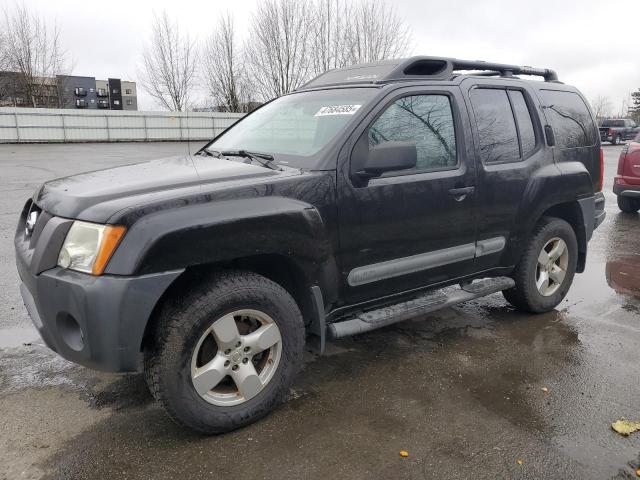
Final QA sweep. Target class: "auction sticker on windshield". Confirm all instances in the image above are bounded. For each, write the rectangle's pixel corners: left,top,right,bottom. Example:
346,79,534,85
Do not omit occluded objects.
315,105,362,116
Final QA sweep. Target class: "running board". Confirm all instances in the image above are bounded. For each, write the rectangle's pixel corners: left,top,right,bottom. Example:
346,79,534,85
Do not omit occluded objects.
327,277,514,339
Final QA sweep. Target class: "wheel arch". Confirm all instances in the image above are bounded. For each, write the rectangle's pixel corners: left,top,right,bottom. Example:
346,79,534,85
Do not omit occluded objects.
140,254,331,354
539,201,587,272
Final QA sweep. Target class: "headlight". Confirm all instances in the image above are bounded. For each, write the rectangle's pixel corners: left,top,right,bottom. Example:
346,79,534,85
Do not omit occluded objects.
58,221,126,275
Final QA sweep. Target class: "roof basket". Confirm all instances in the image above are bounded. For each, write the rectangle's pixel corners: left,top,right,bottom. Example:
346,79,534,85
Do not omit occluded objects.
299,56,559,90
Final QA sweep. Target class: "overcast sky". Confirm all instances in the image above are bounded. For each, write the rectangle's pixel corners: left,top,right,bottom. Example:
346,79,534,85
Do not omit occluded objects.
11,0,639,112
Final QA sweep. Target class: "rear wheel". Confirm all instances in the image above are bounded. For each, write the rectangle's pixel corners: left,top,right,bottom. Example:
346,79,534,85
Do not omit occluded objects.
144,270,305,434
503,217,578,313
617,195,640,213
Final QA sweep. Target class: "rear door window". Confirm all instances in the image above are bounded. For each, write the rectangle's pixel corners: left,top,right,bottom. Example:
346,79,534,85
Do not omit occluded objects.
508,90,536,158
469,88,520,164
539,90,596,148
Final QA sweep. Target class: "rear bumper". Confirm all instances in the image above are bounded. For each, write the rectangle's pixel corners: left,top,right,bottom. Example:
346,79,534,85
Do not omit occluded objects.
578,192,606,241
614,179,640,198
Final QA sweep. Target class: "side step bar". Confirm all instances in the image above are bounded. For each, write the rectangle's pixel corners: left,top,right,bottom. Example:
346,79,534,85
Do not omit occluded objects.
327,277,514,339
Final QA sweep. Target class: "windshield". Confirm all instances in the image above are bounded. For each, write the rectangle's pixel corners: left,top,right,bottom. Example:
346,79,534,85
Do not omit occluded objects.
206,88,377,168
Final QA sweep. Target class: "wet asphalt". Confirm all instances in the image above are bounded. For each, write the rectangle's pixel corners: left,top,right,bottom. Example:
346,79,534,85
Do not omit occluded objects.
0,142,639,479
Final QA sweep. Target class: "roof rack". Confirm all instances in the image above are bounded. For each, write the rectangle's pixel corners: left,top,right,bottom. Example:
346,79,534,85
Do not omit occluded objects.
299,56,559,90
450,58,558,82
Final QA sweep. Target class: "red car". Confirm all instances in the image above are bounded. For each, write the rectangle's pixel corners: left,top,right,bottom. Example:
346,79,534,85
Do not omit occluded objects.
614,132,640,212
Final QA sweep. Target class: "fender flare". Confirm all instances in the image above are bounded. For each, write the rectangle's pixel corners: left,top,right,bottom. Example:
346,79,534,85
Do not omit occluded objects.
105,196,341,302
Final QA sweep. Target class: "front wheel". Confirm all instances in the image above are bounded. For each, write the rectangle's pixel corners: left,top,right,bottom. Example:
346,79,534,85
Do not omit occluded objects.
503,217,578,313
144,270,305,434
611,135,620,145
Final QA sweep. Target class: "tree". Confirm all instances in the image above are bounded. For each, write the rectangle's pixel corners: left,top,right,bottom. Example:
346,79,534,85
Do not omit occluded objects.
202,13,249,112
2,2,70,107
629,89,640,123
247,0,312,99
139,11,197,111
310,0,353,76
590,95,611,121
346,0,412,64
0,29,7,71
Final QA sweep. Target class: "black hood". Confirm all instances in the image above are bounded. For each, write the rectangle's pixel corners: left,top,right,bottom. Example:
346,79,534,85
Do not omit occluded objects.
34,155,286,222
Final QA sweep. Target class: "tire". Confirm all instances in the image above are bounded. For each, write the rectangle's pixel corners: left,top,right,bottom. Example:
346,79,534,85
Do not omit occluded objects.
503,217,578,313
611,135,620,145
144,270,305,434
617,195,640,213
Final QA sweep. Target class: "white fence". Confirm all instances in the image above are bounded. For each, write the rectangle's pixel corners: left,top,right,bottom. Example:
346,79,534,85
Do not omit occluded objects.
0,107,244,143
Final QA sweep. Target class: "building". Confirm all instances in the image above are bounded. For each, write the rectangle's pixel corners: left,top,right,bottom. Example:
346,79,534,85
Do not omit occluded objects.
0,72,60,108
0,72,137,110
59,76,137,110
121,81,137,110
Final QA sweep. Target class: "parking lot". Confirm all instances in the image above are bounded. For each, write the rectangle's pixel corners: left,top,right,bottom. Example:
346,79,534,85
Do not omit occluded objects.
0,142,639,479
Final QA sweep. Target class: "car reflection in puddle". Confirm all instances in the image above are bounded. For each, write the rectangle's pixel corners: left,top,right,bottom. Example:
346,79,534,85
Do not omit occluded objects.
606,254,640,297
604,211,640,299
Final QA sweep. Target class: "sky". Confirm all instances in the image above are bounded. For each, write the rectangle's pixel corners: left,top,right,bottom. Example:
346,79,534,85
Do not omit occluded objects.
6,0,638,113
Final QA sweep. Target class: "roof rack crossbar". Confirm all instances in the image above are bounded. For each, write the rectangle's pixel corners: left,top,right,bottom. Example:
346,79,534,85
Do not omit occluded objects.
451,59,558,82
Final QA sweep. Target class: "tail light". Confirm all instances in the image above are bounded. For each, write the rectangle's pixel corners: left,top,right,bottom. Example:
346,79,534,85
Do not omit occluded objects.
617,146,627,175
598,147,604,191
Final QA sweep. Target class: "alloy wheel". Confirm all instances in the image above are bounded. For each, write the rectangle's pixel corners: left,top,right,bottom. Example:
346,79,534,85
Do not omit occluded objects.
535,237,569,296
190,309,282,406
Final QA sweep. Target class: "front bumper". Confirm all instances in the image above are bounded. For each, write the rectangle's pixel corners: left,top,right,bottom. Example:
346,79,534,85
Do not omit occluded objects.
15,201,182,372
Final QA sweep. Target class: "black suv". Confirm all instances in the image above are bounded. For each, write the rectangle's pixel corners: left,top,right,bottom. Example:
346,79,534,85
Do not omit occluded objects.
15,57,606,433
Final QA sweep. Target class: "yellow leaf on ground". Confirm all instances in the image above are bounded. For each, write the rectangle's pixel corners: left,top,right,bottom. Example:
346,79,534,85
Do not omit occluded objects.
516,459,523,465
611,419,640,436
399,451,409,458
635,467,640,477
541,387,549,393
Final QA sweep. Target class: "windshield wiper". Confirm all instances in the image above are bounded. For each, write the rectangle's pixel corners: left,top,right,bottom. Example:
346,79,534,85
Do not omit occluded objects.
196,148,218,157
219,150,282,171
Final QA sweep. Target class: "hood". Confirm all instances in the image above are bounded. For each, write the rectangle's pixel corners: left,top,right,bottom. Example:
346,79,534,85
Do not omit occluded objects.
34,155,284,222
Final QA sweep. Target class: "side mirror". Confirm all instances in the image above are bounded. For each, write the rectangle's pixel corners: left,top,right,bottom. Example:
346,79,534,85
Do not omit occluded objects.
358,141,417,178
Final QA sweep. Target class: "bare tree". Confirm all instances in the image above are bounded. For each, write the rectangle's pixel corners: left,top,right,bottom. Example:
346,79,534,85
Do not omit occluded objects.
310,0,353,76
346,0,412,64
2,2,70,107
0,29,7,71
247,0,312,100
618,92,633,118
202,13,248,112
139,11,197,111
590,95,611,121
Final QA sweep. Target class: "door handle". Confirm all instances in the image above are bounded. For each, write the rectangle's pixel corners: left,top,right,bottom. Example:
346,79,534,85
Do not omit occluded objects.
448,186,475,201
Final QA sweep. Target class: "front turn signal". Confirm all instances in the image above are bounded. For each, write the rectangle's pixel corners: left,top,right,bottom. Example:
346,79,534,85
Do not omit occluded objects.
92,225,127,275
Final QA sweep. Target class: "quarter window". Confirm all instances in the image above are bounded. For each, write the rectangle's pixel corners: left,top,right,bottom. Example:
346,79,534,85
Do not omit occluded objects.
470,88,520,164
367,95,457,172
538,90,596,148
